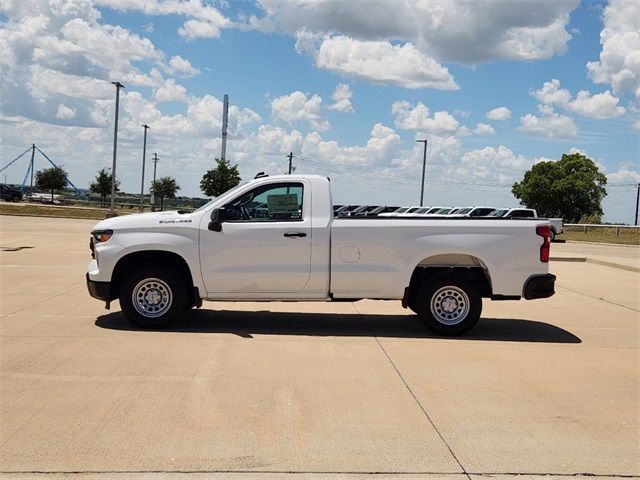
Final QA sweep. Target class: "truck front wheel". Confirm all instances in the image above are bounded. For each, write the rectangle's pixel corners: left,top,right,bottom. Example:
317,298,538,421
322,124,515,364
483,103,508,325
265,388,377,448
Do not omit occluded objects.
119,265,188,328
416,273,482,336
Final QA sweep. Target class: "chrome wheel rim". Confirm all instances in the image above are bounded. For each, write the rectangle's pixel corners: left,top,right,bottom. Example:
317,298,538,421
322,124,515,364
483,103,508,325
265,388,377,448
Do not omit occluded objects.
430,286,470,325
132,278,172,318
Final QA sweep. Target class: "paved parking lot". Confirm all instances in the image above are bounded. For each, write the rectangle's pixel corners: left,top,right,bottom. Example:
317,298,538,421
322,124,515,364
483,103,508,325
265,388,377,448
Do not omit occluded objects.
1,215,638,479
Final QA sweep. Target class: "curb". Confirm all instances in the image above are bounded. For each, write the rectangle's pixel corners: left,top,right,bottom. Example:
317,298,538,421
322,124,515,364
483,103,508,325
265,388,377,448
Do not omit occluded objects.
586,258,640,273
565,240,639,248
550,256,586,262
0,213,101,221
551,255,639,273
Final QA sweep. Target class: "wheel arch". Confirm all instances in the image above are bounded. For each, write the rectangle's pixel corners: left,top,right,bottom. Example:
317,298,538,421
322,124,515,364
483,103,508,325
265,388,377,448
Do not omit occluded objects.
111,250,197,306
405,254,493,308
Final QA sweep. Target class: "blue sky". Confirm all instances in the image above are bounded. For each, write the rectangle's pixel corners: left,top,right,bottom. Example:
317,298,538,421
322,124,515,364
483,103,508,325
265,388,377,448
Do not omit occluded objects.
1,0,638,222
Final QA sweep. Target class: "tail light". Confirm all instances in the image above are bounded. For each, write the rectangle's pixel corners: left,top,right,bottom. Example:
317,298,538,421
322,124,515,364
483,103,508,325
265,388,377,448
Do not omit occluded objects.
536,225,551,262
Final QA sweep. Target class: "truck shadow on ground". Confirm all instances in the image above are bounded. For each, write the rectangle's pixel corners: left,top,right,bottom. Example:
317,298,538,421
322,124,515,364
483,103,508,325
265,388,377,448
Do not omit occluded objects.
96,309,581,344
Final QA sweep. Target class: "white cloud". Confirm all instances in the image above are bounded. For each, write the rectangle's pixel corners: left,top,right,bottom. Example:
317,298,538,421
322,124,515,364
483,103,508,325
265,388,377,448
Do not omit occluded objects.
328,83,354,113
485,107,511,121
168,55,199,77
568,90,626,119
178,19,222,39
587,0,640,100
271,91,330,131
518,105,578,138
633,120,640,132
450,146,531,184
315,37,458,90
154,79,188,103
392,101,461,135
607,165,640,184
0,0,164,126
55,104,76,120
300,123,401,167
473,123,495,135
96,0,231,40
254,0,578,64
532,79,625,119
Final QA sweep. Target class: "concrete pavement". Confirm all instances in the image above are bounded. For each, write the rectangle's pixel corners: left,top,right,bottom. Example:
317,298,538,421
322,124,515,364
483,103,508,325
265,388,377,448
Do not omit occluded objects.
0,215,638,479
552,240,640,272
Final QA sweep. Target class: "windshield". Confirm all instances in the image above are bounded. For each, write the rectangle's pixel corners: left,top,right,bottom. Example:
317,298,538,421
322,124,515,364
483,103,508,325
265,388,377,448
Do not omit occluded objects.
192,183,247,214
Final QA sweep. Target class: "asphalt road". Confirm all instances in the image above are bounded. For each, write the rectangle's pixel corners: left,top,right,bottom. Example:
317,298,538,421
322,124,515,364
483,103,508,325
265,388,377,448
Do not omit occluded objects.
1,215,638,479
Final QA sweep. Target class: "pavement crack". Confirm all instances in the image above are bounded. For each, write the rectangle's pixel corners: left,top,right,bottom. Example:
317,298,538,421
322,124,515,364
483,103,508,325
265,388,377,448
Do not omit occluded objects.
0,282,84,319
352,302,471,480
557,284,639,312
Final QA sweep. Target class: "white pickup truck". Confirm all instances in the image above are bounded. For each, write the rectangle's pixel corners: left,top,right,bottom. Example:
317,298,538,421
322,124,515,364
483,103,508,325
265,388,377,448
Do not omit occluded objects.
87,174,555,336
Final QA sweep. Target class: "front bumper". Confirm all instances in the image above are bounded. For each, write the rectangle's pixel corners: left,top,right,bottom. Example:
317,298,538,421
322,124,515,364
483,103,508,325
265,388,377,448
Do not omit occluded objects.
86,273,111,302
523,274,556,299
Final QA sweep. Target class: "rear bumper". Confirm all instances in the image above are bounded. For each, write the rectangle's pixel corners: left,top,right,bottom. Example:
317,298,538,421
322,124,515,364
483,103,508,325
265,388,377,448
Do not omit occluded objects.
523,274,556,299
86,273,111,302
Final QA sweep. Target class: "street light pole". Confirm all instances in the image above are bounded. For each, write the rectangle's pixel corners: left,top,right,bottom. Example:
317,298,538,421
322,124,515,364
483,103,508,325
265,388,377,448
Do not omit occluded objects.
635,182,639,226
28,143,36,198
139,124,149,212
416,139,428,206
107,81,124,217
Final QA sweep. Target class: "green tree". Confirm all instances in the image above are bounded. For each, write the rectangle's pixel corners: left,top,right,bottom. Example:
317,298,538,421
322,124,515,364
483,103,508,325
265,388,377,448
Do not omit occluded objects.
151,176,180,210
512,152,607,223
200,158,241,197
35,167,68,203
89,168,120,207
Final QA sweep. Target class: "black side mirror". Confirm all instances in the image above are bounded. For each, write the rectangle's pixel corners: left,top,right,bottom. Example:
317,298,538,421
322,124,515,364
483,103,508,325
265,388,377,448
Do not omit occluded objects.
208,208,225,232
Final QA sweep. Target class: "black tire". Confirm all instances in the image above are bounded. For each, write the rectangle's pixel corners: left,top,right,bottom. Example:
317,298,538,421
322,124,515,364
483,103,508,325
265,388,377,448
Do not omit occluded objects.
11,195,20,202
549,228,556,242
119,265,188,328
415,272,482,336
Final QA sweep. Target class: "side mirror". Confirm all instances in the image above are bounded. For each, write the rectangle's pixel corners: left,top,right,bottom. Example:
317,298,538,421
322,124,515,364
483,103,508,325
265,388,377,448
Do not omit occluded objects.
208,208,225,232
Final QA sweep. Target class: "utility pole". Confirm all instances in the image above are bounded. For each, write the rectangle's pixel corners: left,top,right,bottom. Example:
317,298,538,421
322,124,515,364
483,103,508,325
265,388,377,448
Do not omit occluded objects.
139,125,149,212
635,183,640,226
151,153,158,212
107,81,124,218
287,152,294,174
416,139,428,206
29,143,35,197
220,94,228,167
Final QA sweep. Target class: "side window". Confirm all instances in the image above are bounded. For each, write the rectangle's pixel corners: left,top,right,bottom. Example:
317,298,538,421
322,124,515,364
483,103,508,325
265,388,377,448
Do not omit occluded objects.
226,183,304,222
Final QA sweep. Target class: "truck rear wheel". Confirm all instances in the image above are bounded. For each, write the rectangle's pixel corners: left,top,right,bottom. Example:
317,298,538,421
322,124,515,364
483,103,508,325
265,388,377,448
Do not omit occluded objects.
416,273,482,336
119,265,188,328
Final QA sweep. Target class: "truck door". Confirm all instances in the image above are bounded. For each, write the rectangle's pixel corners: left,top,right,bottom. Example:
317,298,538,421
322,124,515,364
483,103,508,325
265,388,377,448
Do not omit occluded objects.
199,181,312,295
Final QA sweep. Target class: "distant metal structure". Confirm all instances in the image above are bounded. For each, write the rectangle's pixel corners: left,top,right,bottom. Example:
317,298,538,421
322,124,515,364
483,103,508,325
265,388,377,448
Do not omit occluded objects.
0,144,84,197
220,94,229,165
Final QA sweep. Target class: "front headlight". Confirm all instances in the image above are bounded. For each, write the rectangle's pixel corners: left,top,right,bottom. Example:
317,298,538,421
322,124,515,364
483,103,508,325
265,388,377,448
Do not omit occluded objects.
92,229,113,243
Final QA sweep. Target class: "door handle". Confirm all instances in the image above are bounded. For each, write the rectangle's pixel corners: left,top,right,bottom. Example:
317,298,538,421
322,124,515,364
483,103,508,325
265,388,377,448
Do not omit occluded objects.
284,232,307,238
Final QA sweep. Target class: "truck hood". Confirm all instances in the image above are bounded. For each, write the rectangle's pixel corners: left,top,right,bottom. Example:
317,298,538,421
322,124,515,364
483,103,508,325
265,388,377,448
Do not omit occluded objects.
92,210,198,231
